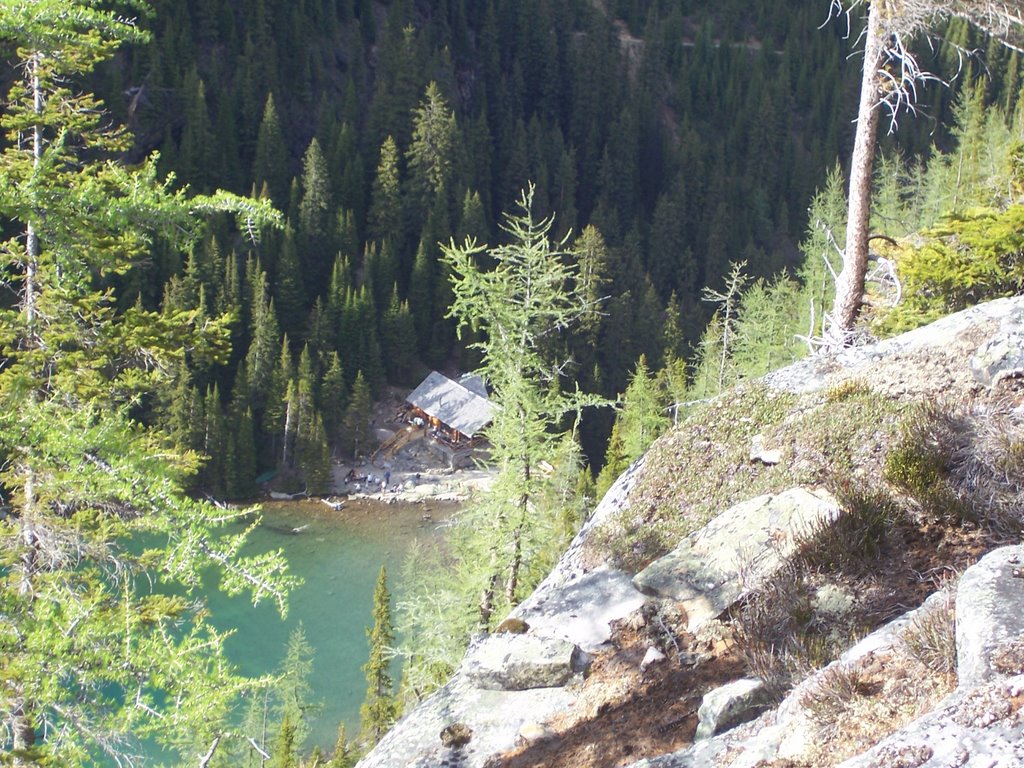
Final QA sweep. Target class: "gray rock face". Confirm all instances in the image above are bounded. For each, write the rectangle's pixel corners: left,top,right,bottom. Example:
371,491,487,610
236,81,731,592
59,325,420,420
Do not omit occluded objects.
356,676,575,768
462,633,581,691
515,567,647,653
764,296,1024,395
836,674,1024,768
632,487,842,632
694,678,769,741
970,306,1024,387
956,545,1024,689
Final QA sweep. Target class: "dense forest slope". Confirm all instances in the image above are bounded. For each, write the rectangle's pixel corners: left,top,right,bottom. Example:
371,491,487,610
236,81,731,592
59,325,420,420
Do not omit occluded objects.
84,0,1017,496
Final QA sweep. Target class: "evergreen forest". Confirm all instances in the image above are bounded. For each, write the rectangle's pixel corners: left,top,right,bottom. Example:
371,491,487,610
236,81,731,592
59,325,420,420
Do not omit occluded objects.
5,0,1024,765
89,0,1019,490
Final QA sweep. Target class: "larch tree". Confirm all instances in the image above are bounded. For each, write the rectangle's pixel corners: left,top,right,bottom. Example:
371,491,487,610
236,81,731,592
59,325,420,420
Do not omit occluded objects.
827,0,1024,345
0,2,291,765
442,185,606,627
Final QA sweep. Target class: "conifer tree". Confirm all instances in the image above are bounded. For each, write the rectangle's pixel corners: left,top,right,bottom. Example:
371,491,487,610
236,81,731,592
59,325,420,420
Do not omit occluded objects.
0,3,290,764
320,352,349,450
694,261,749,395
326,723,356,768
441,185,605,626
380,286,419,385
344,370,373,458
299,137,333,241
359,566,398,748
596,420,628,498
407,82,457,209
254,93,289,205
267,335,296,463
368,135,403,244
276,624,317,749
270,714,299,768
274,224,308,341
246,259,283,404
618,354,669,460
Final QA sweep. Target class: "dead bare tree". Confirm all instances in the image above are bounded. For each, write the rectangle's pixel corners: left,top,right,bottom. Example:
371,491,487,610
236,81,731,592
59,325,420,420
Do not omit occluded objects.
825,0,1024,347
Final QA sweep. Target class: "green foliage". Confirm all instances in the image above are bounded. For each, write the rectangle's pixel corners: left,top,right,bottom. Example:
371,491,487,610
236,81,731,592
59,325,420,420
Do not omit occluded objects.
597,354,669,498
399,187,607,697
0,4,291,763
343,370,373,458
689,261,750,398
882,404,974,525
326,722,358,768
254,93,289,205
359,567,398,748
878,205,1024,333
271,713,299,768
799,485,902,570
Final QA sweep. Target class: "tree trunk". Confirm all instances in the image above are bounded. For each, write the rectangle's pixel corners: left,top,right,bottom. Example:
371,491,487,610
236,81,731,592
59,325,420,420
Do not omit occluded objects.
478,567,498,629
828,2,885,344
504,522,522,605
11,697,35,766
24,53,42,331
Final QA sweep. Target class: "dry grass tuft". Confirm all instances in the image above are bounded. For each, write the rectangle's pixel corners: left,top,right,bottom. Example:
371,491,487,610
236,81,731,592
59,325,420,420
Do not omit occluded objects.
801,664,871,736
884,398,1024,533
799,485,903,571
896,593,957,680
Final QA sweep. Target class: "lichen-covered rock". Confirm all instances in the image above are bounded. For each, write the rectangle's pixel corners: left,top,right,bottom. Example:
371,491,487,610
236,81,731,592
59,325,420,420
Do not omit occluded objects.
694,678,770,741
515,567,647,653
355,676,575,768
970,306,1024,387
632,487,842,632
836,674,1024,768
462,633,581,691
956,545,1024,689
440,722,473,748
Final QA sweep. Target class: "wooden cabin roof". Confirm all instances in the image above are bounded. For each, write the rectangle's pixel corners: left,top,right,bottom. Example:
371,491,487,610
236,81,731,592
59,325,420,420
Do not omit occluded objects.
406,371,495,437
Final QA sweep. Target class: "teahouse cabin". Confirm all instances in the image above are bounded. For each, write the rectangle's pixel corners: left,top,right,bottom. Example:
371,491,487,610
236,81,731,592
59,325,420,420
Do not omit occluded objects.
405,371,494,447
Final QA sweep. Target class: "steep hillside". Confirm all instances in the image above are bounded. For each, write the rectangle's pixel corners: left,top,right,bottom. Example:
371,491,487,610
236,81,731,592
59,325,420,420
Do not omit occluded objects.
358,296,1024,768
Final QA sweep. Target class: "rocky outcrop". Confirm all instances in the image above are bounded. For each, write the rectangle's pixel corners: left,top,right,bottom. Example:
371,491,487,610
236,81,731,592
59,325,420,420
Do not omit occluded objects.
462,634,582,691
633,487,842,632
835,545,1024,768
357,298,1024,768
694,678,769,741
956,546,1024,689
626,545,1024,768
970,305,1024,387
355,459,651,768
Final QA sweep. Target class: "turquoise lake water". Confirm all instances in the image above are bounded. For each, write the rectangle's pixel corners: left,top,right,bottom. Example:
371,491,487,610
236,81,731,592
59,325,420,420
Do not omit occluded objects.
205,498,452,752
